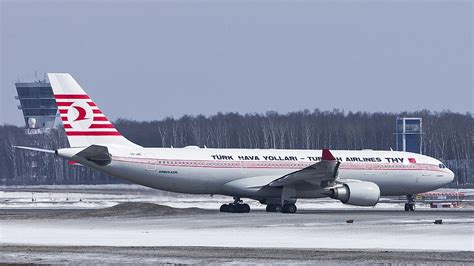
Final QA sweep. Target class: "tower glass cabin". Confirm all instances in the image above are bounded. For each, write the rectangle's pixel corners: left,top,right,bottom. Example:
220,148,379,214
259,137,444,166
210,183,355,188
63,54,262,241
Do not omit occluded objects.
15,81,58,134
395,117,423,154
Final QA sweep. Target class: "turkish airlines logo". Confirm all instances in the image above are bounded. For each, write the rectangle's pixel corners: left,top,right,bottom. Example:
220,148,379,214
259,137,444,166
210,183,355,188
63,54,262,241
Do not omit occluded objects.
67,101,93,129
72,106,88,121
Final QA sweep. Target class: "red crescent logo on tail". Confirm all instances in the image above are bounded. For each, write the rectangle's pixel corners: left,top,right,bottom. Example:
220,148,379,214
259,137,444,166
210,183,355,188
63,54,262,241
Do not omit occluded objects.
66,102,93,130
72,106,89,121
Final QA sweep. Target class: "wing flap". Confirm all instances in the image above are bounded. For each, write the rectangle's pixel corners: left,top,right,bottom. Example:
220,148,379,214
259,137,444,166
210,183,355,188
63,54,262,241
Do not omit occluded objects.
221,175,282,196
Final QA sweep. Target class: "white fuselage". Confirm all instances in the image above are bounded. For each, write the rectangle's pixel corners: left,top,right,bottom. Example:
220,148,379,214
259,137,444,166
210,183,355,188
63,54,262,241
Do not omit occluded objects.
60,146,454,200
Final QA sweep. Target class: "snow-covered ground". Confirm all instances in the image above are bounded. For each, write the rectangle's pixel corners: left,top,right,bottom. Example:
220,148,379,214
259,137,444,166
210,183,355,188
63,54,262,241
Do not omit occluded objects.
1,185,473,252
1,207,473,251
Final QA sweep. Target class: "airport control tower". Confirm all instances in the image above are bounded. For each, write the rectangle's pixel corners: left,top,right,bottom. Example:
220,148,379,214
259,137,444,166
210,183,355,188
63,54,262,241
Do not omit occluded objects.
15,80,58,134
395,117,423,154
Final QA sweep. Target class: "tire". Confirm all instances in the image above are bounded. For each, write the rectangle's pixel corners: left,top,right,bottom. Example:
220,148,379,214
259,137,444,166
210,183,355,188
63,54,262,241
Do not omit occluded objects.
266,205,273,212
241,204,250,213
274,205,282,213
220,204,229,212
404,203,410,212
228,204,236,213
286,204,297,213
410,204,416,212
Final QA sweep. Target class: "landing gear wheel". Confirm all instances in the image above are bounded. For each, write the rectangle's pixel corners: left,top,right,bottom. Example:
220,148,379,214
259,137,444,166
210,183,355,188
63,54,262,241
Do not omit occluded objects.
241,203,250,213
283,203,297,213
266,205,273,212
220,202,251,213
404,203,416,212
220,204,229,212
404,195,416,212
274,204,282,213
266,204,280,212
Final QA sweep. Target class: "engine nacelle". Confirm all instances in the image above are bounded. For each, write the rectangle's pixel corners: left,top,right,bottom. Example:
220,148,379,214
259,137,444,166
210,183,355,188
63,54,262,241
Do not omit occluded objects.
329,181,380,206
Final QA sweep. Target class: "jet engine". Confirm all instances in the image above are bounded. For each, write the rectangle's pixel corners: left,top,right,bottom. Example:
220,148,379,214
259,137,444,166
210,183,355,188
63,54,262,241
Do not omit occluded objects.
328,181,380,206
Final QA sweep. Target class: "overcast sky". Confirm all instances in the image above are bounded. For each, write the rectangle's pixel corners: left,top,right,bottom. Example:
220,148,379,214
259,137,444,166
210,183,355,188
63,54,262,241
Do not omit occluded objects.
1,0,472,126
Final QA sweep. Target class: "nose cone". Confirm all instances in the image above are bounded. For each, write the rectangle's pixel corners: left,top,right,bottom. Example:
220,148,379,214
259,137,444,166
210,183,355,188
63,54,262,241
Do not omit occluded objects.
446,168,455,183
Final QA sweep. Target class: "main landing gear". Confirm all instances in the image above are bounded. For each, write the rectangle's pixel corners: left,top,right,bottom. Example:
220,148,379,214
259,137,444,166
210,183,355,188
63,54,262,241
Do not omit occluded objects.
404,194,416,212
220,197,250,213
266,203,297,213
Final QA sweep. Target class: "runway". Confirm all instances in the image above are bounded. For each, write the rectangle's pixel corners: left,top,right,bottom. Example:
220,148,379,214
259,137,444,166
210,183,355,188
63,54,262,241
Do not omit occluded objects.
1,185,473,264
1,245,473,265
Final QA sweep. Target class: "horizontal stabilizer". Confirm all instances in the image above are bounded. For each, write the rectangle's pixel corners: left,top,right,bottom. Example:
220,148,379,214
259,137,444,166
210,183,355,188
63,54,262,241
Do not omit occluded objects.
76,145,111,166
13,146,55,154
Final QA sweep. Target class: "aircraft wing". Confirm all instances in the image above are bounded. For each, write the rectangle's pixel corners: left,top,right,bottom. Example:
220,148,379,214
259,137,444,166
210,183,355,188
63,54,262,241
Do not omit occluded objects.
268,149,340,187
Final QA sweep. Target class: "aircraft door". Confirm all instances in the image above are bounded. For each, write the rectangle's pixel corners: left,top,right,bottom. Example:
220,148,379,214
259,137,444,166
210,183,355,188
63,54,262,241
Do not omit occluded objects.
145,153,156,171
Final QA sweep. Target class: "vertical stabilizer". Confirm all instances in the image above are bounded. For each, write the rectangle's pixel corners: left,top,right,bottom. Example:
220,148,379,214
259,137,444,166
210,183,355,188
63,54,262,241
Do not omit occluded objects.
48,73,140,148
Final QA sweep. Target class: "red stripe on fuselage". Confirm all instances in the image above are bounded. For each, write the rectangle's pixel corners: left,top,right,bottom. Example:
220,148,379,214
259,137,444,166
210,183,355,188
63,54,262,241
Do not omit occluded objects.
112,156,447,172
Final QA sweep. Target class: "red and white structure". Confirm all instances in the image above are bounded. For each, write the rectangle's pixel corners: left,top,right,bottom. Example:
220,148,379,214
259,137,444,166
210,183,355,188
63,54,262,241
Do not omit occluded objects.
49,73,139,148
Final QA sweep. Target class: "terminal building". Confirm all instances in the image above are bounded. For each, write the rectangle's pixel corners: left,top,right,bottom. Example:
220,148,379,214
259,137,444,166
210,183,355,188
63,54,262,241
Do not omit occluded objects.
15,80,59,134
395,117,423,154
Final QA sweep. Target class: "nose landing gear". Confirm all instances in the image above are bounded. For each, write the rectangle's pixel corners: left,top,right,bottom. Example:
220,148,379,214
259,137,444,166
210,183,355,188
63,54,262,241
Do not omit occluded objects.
404,194,416,211
220,197,251,213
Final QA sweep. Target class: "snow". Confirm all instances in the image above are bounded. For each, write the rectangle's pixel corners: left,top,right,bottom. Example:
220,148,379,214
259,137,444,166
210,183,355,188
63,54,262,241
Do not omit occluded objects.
1,185,473,252
1,214,473,251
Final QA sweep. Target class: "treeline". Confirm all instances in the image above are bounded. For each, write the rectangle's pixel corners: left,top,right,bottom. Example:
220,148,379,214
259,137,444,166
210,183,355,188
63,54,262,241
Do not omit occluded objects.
1,110,472,186
0,125,114,185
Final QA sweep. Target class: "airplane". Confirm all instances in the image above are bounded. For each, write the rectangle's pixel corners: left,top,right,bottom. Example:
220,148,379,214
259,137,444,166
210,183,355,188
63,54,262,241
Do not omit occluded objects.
14,73,455,213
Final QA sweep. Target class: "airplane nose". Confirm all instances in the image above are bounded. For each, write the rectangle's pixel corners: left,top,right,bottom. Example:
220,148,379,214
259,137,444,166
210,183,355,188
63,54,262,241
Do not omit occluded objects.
446,168,455,183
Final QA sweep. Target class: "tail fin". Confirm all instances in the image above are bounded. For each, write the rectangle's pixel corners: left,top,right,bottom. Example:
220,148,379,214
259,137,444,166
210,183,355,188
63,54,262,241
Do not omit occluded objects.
48,73,141,148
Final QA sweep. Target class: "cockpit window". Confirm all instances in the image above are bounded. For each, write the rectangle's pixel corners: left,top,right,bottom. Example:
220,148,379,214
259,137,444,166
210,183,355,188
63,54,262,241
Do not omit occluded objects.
439,164,446,169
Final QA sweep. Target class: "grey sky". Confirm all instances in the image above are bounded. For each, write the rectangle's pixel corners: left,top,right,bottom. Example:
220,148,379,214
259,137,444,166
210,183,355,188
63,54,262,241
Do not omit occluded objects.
1,0,472,126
